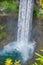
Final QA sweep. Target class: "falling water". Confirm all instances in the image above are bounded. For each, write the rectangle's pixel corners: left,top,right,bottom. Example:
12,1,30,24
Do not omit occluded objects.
0,0,35,63
16,0,35,62
17,0,34,43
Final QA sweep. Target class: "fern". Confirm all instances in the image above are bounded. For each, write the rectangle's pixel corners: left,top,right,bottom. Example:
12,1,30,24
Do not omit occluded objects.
32,50,43,65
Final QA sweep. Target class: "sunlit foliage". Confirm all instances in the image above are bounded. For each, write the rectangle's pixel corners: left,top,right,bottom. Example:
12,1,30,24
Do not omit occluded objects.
32,50,43,65
5,58,21,65
5,58,12,65
33,0,43,18
40,0,43,8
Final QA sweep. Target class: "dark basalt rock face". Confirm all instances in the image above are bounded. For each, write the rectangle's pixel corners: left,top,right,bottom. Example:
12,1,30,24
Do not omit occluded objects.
0,15,18,47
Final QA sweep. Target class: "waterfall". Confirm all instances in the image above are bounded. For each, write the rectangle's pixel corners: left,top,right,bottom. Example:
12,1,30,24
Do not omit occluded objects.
17,0,34,43
16,0,35,62
0,0,35,63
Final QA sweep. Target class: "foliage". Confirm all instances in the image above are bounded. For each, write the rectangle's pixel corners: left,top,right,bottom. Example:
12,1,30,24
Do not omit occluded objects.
14,60,21,65
33,0,43,18
33,6,39,18
40,0,43,8
5,58,21,65
32,50,43,65
0,0,43,18
5,58,12,65
4,0,17,2
0,25,6,40
0,1,19,15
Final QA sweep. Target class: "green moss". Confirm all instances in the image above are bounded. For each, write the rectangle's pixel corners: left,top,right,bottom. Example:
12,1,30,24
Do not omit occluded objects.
0,25,6,41
0,32,6,40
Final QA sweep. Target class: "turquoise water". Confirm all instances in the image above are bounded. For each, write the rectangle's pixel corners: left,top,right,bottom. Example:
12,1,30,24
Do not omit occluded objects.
0,41,35,63
0,50,22,63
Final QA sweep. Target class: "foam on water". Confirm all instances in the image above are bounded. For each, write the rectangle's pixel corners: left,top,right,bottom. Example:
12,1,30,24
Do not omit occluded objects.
0,41,35,62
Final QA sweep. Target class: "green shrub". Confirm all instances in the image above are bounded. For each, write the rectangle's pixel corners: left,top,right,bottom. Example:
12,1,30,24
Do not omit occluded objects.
0,1,19,14
33,6,39,18
33,0,43,18
32,50,43,65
